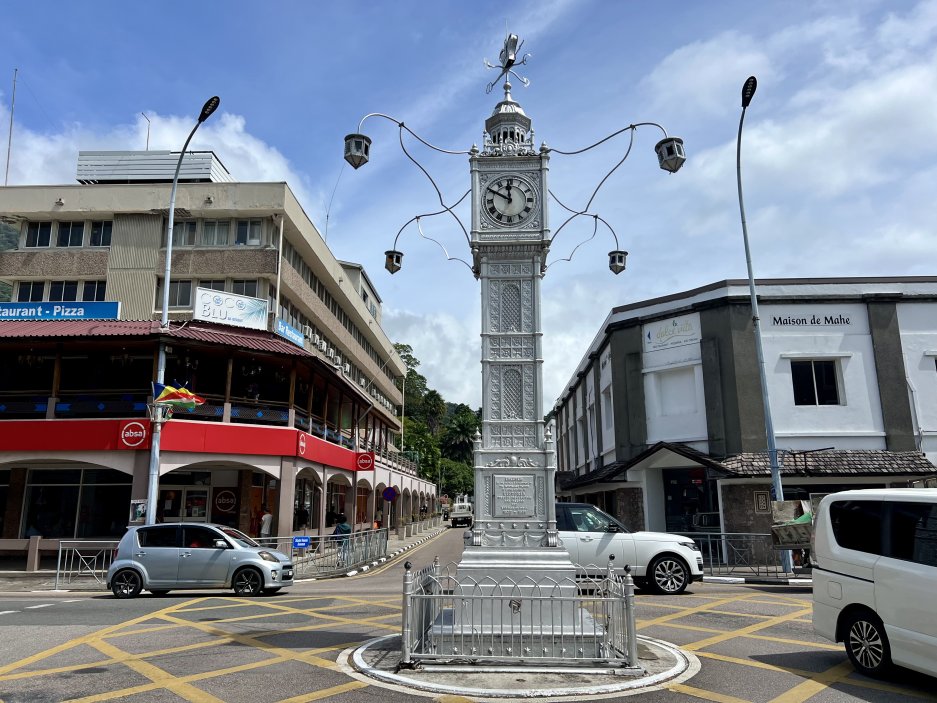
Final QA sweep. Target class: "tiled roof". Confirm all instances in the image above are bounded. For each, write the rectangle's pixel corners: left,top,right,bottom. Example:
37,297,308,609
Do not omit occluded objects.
722,450,936,477
0,319,310,357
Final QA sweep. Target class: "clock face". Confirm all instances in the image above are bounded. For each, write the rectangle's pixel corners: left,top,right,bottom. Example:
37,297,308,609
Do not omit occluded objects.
483,175,537,227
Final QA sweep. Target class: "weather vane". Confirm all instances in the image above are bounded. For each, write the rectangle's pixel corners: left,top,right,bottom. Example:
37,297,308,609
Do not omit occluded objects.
484,32,531,94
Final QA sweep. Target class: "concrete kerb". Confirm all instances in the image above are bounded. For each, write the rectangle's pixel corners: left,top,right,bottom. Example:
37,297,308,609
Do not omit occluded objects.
339,633,701,700
702,575,813,586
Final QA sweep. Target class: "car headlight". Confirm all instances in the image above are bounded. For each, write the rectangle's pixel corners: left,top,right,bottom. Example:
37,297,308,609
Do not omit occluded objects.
678,540,700,552
258,551,279,562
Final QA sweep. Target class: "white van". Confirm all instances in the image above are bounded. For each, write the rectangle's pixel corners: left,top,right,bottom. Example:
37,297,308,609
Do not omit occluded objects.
812,488,937,678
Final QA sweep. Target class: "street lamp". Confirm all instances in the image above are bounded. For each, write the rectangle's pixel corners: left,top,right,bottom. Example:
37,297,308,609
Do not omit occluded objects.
735,76,791,572
145,96,220,525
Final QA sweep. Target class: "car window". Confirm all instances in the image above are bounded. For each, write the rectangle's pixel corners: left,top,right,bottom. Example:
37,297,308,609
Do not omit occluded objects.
219,527,259,548
887,501,937,567
567,506,618,533
829,500,883,555
137,526,178,548
184,526,224,549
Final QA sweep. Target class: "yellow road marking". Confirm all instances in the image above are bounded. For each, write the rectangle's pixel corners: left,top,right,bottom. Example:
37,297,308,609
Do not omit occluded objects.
766,660,855,703
638,593,761,630
682,607,813,651
669,683,751,703
276,681,369,702
87,638,226,703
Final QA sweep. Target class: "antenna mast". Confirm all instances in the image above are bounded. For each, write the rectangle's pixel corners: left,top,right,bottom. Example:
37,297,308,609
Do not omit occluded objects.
4,68,17,186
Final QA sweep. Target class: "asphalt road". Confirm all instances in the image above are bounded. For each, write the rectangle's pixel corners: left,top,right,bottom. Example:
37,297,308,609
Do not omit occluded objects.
0,528,934,703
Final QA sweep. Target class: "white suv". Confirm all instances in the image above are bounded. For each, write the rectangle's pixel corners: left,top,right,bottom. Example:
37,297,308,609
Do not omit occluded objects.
557,502,703,594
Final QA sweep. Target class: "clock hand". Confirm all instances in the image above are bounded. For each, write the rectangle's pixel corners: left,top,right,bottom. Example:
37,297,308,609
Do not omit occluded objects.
486,185,511,202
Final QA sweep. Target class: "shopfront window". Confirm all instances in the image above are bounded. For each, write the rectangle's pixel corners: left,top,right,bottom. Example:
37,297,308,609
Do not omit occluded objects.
0,470,10,536
22,468,131,538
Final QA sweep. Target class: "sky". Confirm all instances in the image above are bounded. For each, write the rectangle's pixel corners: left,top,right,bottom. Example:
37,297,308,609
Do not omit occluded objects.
2,0,936,411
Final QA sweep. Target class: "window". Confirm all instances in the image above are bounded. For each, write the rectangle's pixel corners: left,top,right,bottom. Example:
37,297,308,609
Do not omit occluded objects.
830,500,882,555
56,221,84,247
48,281,79,302
25,222,52,248
791,359,840,405
137,526,179,548
235,219,262,245
171,221,196,247
887,501,937,568
156,279,193,308
200,220,229,246
89,221,112,247
16,281,44,302
231,279,258,298
199,279,226,292
22,468,131,538
184,526,222,549
82,280,106,301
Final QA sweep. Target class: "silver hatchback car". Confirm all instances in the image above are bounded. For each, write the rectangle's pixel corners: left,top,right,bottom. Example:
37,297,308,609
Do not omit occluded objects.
106,523,293,598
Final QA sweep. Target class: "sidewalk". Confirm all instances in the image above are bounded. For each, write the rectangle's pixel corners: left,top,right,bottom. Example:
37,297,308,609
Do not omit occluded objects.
0,524,449,593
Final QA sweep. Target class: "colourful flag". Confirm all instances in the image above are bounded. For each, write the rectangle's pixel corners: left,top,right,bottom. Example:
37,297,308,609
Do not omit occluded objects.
152,381,205,408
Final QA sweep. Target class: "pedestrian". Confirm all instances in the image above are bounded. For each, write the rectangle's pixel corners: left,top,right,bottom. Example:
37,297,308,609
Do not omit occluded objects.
332,513,351,565
297,505,309,530
259,504,273,540
375,507,383,529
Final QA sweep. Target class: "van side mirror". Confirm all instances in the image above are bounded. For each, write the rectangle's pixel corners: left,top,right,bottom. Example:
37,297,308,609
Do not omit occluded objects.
213,540,228,549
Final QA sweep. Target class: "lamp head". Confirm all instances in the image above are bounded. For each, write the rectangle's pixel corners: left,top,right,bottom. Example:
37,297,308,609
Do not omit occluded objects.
608,250,628,275
199,96,221,123
344,133,372,169
384,249,403,274
742,76,757,108
654,137,686,173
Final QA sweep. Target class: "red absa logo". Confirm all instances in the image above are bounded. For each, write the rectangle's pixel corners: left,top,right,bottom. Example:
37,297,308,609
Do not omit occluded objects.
120,421,148,448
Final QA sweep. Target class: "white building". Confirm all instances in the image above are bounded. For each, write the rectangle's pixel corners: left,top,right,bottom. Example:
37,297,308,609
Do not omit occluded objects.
551,278,937,534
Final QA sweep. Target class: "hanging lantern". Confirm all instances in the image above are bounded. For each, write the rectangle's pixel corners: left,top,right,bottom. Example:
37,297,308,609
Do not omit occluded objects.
385,250,403,274
608,250,628,275
344,133,372,169
654,137,686,173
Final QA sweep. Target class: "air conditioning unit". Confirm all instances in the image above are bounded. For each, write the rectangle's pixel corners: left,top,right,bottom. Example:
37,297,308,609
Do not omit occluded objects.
371,389,379,398
327,348,335,360
302,326,314,339
343,363,351,374
334,354,342,366
317,340,327,352
359,377,367,387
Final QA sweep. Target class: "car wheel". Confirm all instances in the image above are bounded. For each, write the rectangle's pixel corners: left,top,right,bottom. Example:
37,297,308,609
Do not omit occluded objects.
648,555,689,595
232,568,264,596
111,570,143,599
844,610,892,677
149,590,170,596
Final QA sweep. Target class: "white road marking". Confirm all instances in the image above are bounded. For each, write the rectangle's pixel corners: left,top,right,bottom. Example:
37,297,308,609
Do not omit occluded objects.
0,610,20,615
25,603,54,609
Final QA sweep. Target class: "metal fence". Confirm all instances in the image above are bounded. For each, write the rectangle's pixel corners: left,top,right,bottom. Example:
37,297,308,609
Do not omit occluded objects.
257,527,389,578
401,558,639,669
678,532,800,578
54,540,119,589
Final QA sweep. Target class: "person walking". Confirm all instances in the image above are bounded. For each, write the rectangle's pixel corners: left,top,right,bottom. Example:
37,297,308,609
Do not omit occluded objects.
259,505,273,540
332,513,352,566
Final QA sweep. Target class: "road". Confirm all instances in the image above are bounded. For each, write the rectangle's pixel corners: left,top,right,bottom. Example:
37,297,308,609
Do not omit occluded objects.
0,528,934,702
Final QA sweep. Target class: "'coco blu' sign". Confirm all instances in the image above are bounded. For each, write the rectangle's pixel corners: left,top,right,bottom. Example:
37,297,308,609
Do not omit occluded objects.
193,287,268,331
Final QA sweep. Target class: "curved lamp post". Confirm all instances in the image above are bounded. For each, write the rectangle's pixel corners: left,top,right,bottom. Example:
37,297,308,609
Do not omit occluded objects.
145,96,220,525
736,76,792,572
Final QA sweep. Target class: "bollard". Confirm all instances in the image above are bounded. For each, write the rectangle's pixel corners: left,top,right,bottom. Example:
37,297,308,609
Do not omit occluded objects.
623,564,638,667
401,561,413,666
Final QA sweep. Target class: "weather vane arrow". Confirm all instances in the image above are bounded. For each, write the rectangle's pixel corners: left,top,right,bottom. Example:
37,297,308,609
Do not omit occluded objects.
484,32,531,94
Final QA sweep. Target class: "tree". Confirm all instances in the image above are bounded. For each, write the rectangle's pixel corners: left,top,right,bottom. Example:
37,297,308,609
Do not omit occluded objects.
422,389,446,436
441,404,480,464
402,417,439,481
394,343,427,422
438,458,474,498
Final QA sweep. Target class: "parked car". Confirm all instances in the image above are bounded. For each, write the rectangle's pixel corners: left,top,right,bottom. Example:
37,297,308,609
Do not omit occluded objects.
106,523,293,599
556,502,704,595
812,488,937,678
450,502,474,528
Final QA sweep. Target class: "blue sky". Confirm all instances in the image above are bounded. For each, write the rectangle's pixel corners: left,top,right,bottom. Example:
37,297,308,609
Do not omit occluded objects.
3,0,936,410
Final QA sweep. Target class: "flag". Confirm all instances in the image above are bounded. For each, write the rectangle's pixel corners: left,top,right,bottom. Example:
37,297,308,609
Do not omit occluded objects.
152,381,205,408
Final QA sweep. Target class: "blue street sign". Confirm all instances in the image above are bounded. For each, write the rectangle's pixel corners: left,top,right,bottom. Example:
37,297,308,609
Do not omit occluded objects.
382,486,399,502
292,536,311,549
275,318,305,347
0,301,121,321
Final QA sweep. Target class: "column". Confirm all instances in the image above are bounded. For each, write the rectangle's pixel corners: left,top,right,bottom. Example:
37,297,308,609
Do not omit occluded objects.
277,458,296,537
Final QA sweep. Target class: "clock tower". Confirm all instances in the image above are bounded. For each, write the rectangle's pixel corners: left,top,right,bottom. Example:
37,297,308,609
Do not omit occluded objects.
460,77,575,583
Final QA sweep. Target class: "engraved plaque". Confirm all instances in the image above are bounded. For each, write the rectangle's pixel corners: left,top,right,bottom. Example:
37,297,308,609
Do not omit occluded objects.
493,474,535,518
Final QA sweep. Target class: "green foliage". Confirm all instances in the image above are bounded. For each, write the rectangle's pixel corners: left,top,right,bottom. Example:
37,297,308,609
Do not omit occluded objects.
441,404,480,464
438,458,473,497
402,417,439,481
